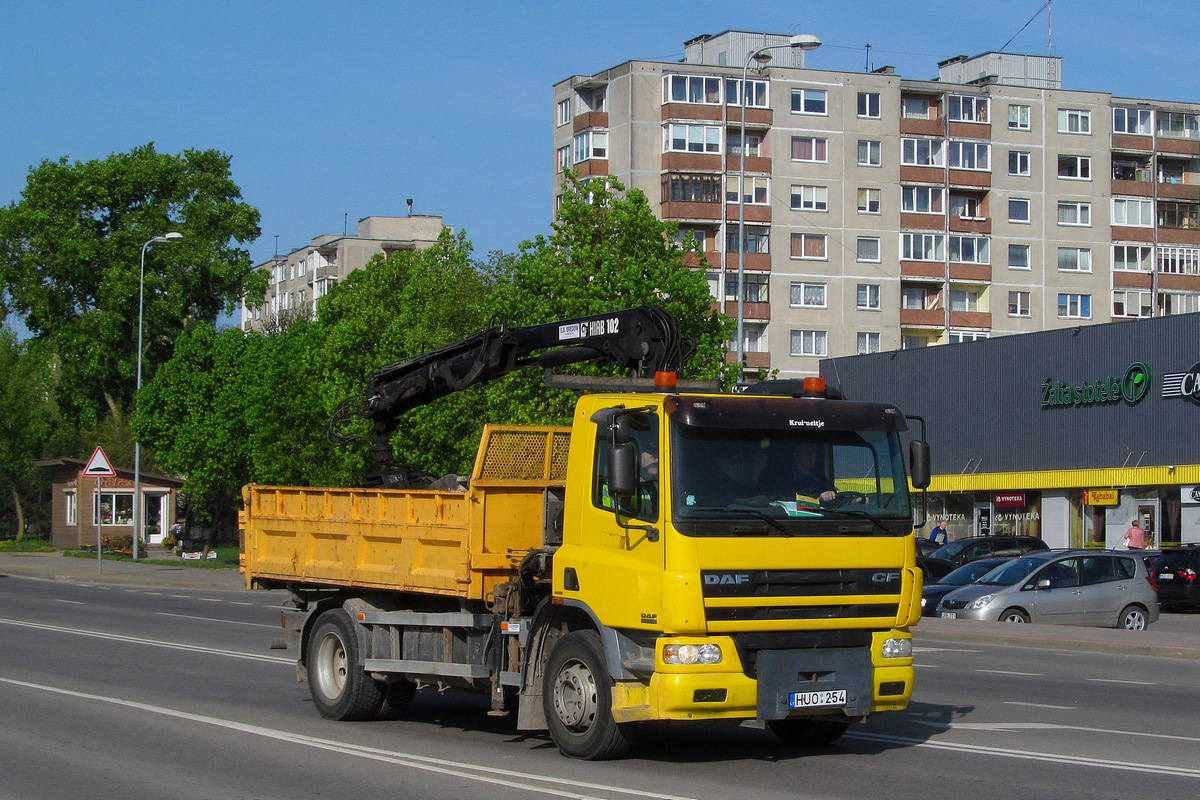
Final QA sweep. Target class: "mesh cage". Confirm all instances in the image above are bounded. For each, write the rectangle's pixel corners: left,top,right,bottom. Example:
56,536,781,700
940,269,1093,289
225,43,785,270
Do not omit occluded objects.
478,427,571,481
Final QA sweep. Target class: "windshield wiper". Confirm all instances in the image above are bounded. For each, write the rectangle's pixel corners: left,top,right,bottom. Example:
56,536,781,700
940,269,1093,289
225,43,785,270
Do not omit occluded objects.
816,506,902,536
684,506,792,536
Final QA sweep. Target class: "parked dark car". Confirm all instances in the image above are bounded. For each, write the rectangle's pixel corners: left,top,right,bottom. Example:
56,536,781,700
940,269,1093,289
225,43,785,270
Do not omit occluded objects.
916,538,942,558
928,535,1049,566
917,557,958,583
1154,545,1200,611
920,557,1011,617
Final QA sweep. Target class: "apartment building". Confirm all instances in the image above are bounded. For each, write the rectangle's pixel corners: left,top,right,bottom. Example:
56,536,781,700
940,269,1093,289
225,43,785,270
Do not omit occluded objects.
552,30,1200,377
241,214,448,333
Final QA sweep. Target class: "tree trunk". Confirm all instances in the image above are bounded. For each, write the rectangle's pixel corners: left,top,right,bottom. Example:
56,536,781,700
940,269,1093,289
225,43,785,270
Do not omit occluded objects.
12,484,25,542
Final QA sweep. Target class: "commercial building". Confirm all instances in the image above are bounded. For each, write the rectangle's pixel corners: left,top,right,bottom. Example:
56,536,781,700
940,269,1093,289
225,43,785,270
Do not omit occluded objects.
241,214,448,333
821,312,1200,549
552,30,1200,378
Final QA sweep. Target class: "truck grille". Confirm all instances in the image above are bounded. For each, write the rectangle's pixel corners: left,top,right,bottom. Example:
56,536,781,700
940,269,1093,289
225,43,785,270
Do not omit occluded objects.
700,568,903,627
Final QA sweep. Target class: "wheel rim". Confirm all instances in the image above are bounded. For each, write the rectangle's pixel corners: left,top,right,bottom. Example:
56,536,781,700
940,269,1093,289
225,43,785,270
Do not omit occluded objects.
1002,612,1027,623
1123,610,1146,630
314,630,349,698
552,658,598,731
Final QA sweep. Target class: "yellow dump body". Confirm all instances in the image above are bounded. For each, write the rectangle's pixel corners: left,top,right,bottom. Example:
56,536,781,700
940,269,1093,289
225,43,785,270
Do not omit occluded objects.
241,425,571,601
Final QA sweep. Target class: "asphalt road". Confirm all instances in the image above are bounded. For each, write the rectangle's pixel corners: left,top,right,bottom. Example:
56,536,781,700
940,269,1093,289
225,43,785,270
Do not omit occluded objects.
1,560,1199,799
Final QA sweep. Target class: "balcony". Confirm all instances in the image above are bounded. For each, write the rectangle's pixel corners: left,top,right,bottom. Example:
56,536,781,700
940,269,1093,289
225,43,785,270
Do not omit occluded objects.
948,169,991,189
1158,273,1200,291
948,310,991,329
1113,271,1152,290
1156,137,1200,157
574,112,609,132
724,204,771,224
723,253,772,271
662,152,722,172
1157,181,1200,201
900,261,945,280
1111,178,1154,197
949,215,991,234
948,263,991,282
899,308,945,328
1111,134,1153,153
728,155,772,173
900,165,944,184
1158,227,1200,246
661,200,721,221
574,159,609,177
722,300,770,321
1110,225,1155,243
948,121,990,139
661,103,722,122
900,117,942,136
900,213,946,231
682,250,722,269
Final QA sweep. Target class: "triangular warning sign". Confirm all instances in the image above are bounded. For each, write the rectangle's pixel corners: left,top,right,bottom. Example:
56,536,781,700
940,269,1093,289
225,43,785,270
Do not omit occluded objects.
83,446,117,477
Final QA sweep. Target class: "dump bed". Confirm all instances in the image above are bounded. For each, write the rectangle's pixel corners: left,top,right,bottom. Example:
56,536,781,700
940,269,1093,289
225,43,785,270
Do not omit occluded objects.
241,425,571,600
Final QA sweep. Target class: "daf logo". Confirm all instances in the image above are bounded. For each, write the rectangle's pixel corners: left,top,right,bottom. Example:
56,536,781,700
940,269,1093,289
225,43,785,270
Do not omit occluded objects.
704,573,751,585
872,572,900,583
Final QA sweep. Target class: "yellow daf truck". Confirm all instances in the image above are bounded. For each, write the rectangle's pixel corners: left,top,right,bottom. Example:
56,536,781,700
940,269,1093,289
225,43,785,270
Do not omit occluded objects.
241,306,929,759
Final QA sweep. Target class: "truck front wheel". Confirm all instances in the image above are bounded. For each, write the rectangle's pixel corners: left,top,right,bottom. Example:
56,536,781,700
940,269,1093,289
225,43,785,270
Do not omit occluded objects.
543,630,635,760
307,609,384,721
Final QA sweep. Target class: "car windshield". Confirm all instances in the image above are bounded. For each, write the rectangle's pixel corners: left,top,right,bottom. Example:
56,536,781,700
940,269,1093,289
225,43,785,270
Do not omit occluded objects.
1156,550,1197,570
669,424,912,529
977,555,1048,586
940,559,1006,586
929,541,967,560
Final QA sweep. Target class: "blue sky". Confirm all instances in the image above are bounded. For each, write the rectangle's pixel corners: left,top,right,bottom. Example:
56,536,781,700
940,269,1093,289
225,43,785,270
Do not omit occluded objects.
2,1,1196,280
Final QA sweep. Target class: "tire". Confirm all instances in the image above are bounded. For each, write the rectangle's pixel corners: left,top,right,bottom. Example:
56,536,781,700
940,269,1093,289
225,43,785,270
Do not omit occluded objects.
543,630,635,760
768,718,851,747
376,678,417,720
999,608,1030,623
306,609,384,721
1118,604,1148,631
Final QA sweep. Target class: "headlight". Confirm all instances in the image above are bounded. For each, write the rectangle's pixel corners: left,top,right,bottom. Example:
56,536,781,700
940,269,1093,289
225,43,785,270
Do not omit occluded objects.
920,597,927,608
663,643,722,665
881,638,912,659
968,594,996,610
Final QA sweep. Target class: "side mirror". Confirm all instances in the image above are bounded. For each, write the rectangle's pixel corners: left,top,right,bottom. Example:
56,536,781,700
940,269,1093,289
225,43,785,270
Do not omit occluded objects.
608,445,637,498
909,440,930,490
1036,578,1051,590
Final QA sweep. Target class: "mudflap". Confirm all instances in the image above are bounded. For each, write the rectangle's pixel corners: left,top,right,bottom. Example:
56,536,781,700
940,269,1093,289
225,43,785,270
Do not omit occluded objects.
755,647,872,721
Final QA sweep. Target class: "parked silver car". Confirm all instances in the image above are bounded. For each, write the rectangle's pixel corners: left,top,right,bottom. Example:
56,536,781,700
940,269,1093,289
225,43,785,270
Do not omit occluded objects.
936,549,1159,630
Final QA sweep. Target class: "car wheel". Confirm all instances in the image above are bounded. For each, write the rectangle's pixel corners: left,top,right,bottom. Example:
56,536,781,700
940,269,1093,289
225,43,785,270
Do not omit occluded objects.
999,608,1029,623
1118,604,1148,631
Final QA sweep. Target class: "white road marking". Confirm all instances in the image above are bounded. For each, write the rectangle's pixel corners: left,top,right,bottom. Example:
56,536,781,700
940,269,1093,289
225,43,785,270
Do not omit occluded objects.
1086,678,1157,686
913,646,983,653
0,676,699,800
1003,701,1076,710
976,669,1043,676
53,599,85,605
155,612,277,628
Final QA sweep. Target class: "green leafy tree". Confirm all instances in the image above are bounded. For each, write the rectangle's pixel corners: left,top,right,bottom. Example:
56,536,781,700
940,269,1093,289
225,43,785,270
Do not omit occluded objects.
0,329,55,540
0,143,264,428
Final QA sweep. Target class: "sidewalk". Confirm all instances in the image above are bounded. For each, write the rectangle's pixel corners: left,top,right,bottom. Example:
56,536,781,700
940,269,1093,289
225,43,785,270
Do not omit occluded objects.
0,549,246,591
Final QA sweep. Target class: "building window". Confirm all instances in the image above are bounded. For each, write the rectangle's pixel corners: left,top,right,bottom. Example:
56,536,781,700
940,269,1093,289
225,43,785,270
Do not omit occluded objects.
791,184,828,211
1057,247,1092,272
726,176,769,204
857,188,881,214
947,193,978,222
1008,150,1031,176
902,186,943,214
665,74,721,104
1058,109,1091,134
556,146,571,174
947,330,988,344
790,233,827,260
1157,111,1200,140
857,283,881,310
857,140,882,166
901,287,928,310
727,225,770,253
790,330,828,357
948,94,989,123
1008,244,1030,270
1158,201,1199,229
1113,245,1152,272
1058,155,1091,180
1008,104,1031,130
857,92,881,119
666,173,721,203
1160,292,1200,315
726,273,768,303
1113,290,1153,318
901,138,944,167
727,132,761,158
950,236,989,264
1112,198,1154,227
557,98,571,126
857,332,881,354
902,335,928,350
574,131,607,162
790,282,826,308
1008,291,1031,317
902,97,933,119
675,228,709,252
1058,293,1092,319
791,136,828,163
902,233,944,262
791,88,827,115
1158,246,1200,274
94,492,133,526
948,141,990,170
949,289,980,312
1113,107,1153,135
1008,198,1030,223
665,124,720,154
1057,201,1092,227
857,237,881,262
1160,160,1187,184
725,78,767,108
65,491,77,526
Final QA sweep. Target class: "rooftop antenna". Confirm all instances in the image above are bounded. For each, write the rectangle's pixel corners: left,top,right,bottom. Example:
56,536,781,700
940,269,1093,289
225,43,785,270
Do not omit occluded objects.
864,43,871,72
407,198,414,217
273,235,279,257
343,213,348,236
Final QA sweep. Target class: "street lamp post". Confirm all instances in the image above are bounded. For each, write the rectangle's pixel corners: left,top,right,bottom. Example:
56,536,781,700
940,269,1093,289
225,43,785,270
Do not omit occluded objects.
133,232,182,561
735,34,821,385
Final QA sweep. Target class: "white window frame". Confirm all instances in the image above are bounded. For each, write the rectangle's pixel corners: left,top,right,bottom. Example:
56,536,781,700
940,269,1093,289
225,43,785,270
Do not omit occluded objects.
557,98,571,126
947,330,989,344
1008,150,1031,176
1158,246,1200,275
857,283,881,310
727,132,761,158
948,140,990,171
1112,197,1154,227
664,124,720,154
789,281,827,309
790,329,828,357
1058,293,1092,319
1057,108,1092,134
790,233,828,260
726,176,769,205
901,138,944,167
556,145,571,174
857,237,881,262
901,287,928,310
725,78,768,108
791,88,828,116
857,332,881,354
1008,291,1031,317
1157,111,1200,140
902,186,943,214
791,185,828,212
1160,292,1200,315
791,136,828,163
1008,104,1031,130
727,225,770,254
950,236,990,265
1113,289,1153,319
1008,198,1031,224
857,188,881,215
857,140,882,167
1057,201,1092,227
1057,247,1093,273
1113,107,1153,135
902,232,945,262
65,490,77,526
1113,244,1152,272
1008,244,1031,270
665,74,722,105
726,273,768,303
1058,154,1092,180
902,97,932,120
574,130,608,162
949,288,981,312
948,94,989,123
857,92,881,119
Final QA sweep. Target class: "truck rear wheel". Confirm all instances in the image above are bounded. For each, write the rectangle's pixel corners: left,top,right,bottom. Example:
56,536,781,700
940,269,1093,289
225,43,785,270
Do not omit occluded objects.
768,718,850,746
543,630,634,760
307,609,384,721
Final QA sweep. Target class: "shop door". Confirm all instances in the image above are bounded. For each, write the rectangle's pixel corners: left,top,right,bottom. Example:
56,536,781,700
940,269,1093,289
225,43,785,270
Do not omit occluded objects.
1137,504,1157,550
142,494,165,543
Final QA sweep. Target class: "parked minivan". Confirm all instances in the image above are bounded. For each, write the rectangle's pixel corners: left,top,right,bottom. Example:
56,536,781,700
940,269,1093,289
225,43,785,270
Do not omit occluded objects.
936,549,1159,629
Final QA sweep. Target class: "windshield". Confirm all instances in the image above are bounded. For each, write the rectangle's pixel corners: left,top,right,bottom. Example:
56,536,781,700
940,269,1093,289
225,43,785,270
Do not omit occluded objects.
669,422,912,532
941,559,1005,586
977,555,1048,586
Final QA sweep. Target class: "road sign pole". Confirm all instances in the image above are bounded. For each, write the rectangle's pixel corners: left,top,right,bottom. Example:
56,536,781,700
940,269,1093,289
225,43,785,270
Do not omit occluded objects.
95,477,102,575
